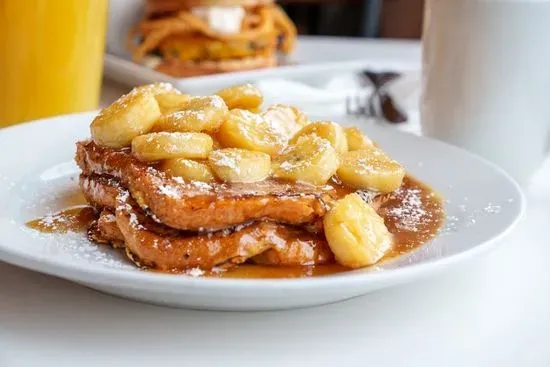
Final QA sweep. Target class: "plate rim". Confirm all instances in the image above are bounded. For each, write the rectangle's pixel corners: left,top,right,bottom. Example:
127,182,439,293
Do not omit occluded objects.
0,112,526,290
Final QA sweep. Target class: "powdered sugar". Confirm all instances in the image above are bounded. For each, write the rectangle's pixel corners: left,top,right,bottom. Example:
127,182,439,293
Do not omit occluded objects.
169,109,207,124
158,184,181,198
265,230,287,249
171,176,185,185
298,241,315,265
37,212,66,227
387,187,428,232
211,150,241,174
207,240,222,255
191,181,213,190
211,267,226,274
24,228,134,270
129,212,140,228
185,267,205,277
239,233,256,247
278,161,294,171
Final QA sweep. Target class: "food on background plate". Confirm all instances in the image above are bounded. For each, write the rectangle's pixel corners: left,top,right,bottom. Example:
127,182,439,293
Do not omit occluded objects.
128,0,297,77
28,82,444,278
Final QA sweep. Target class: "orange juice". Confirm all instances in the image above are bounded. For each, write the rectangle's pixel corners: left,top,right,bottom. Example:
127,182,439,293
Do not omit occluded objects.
0,0,107,127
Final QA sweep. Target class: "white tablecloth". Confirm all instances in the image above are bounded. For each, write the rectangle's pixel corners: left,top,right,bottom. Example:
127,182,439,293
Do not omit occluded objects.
1,75,549,367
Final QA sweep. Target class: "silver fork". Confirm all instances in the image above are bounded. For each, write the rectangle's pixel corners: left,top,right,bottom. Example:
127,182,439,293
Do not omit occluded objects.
346,90,376,118
346,71,408,123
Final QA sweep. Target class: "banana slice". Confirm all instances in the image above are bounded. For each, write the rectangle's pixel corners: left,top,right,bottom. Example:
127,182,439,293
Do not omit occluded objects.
345,127,373,151
290,121,348,154
154,95,229,132
337,146,405,192
91,89,161,148
216,83,263,110
261,104,309,141
155,93,191,114
161,158,215,182
132,132,213,161
323,193,392,268
273,135,339,185
218,109,287,155
209,148,271,183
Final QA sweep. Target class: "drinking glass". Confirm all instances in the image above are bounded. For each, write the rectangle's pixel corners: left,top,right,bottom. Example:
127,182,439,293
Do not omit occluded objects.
0,0,108,127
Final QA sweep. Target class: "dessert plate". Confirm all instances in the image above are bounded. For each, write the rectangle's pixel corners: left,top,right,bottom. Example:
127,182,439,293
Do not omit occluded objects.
0,112,524,310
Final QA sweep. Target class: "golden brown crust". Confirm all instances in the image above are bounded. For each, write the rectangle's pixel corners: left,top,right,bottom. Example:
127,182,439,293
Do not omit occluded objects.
154,55,277,77
96,209,125,244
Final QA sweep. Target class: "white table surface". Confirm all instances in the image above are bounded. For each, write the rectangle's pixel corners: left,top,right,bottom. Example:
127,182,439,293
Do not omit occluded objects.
2,77,550,367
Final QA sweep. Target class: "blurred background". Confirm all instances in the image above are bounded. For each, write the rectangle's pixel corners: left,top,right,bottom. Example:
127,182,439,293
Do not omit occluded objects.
281,0,424,38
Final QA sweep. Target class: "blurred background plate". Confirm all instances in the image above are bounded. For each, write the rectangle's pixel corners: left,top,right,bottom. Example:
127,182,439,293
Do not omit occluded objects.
105,0,420,94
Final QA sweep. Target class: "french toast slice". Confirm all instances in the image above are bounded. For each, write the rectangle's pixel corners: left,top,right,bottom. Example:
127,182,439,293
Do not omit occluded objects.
76,140,337,231
119,199,334,271
81,173,396,270
88,193,334,271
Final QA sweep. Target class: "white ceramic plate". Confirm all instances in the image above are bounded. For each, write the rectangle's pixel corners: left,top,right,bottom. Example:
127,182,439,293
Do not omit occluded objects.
0,113,524,310
105,0,420,94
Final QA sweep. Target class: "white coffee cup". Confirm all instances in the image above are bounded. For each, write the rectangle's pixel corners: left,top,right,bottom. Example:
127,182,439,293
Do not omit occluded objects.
421,0,550,184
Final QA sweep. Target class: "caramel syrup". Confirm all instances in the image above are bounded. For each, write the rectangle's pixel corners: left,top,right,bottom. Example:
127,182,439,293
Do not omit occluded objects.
26,206,96,233
214,176,445,279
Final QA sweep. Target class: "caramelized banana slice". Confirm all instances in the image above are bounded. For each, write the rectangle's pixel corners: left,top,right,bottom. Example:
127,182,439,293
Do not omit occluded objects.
290,121,348,154
218,109,286,155
216,83,263,110
324,193,392,268
154,96,229,132
91,89,161,148
155,93,191,114
345,127,373,151
209,148,271,183
261,104,309,141
132,132,213,161
273,135,339,185
161,158,215,182
337,146,405,192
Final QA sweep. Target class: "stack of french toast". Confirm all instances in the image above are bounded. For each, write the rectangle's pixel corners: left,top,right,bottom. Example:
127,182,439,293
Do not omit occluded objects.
76,83,406,273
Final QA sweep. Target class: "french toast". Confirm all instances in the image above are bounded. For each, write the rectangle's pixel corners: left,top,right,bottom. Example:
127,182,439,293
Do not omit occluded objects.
76,140,340,231
84,176,335,270
71,82,421,274
75,139,394,271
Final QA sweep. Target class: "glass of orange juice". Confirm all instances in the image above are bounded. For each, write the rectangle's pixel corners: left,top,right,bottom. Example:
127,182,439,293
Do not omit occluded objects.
0,0,108,127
